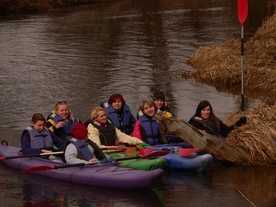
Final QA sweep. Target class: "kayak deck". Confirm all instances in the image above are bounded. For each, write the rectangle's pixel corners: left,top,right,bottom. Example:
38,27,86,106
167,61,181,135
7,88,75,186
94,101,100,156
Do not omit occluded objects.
0,145,164,190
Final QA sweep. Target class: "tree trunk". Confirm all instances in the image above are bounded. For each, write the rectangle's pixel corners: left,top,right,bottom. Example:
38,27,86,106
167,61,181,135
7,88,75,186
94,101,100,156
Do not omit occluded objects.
154,113,252,164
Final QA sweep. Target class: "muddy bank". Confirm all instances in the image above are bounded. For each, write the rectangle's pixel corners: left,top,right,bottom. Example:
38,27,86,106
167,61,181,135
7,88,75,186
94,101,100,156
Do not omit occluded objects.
185,11,276,165
0,0,109,14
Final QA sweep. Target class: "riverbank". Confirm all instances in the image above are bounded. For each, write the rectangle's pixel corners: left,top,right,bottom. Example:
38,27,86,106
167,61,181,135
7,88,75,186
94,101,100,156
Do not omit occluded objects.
0,0,109,14
185,12,276,165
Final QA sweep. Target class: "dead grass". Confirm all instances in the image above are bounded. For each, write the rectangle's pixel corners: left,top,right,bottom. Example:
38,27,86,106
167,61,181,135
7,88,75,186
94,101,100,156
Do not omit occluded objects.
186,10,276,166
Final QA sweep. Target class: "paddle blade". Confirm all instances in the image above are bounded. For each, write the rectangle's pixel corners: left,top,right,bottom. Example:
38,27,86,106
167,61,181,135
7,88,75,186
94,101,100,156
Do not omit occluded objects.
0,156,6,160
178,148,199,156
138,148,170,159
238,0,248,26
139,148,154,156
23,166,55,174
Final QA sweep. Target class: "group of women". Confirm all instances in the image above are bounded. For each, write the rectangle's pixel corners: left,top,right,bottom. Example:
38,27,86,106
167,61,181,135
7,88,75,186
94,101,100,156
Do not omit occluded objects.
21,91,246,164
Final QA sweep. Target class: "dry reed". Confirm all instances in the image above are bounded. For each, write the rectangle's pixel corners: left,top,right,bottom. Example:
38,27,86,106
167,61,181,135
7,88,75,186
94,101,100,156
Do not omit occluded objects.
185,11,276,166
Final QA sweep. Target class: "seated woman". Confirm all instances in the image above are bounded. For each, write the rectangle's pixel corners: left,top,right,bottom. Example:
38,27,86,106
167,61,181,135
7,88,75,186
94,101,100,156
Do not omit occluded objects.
152,90,174,118
85,106,145,148
101,94,136,135
21,113,66,155
188,100,246,139
46,101,81,141
132,100,168,145
65,123,107,164
152,91,184,143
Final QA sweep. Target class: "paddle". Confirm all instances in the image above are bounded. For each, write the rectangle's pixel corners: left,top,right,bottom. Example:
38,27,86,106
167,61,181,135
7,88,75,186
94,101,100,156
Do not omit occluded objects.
178,148,199,156
0,151,64,161
23,155,144,174
139,147,199,157
101,146,128,151
238,0,248,120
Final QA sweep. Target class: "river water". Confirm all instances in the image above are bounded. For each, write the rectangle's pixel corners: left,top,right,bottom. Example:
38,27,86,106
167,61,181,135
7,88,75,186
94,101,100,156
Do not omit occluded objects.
0,0,275,206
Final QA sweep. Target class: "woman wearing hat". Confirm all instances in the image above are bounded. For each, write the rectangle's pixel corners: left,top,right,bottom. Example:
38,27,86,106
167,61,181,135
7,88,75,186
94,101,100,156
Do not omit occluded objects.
152,91,174,118
65,123,107,164
101,94,136,135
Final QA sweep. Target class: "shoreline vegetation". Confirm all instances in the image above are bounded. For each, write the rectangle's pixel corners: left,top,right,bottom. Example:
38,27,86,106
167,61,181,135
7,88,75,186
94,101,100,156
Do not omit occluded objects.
186,10,276,165
0,0,109,14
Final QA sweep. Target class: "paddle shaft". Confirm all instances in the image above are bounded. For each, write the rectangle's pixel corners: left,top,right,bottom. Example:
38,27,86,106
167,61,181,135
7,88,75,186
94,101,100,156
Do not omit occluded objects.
0,151,63,160
238,0,248,116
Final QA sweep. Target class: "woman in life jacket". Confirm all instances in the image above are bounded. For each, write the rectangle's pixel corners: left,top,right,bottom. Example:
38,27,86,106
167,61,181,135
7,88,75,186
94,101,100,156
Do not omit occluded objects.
152,91,183,144
46,101,81,141
188,100,247,139
152,91,174,118
85,106,146,148
65,123,107,164
21,113,66,155
101,94,136,135
132,100,168,145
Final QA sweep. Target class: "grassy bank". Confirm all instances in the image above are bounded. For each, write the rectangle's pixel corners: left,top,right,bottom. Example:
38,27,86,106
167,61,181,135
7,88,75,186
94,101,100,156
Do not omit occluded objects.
0,0,109,14
185,11,276,165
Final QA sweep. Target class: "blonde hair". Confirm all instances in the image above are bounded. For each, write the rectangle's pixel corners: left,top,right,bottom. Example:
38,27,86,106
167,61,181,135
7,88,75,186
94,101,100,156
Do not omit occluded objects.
52,101,69,114
138,100,156,112
91,106,106,120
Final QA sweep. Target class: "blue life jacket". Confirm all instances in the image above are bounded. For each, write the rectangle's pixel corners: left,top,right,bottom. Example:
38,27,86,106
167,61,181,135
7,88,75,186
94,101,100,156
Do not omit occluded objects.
48,113,79,141
137,110,162,145
102,102,135,135
70,139,94,161
23,126,53,149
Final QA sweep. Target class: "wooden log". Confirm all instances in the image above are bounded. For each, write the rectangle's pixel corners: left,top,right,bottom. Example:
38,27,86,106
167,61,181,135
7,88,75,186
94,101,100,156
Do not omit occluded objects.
154,112,252,164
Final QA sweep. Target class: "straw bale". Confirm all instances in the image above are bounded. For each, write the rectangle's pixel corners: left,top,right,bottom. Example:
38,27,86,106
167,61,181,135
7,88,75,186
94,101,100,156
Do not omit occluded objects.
226,103,276,166
187,13,276,102
184,12,276,166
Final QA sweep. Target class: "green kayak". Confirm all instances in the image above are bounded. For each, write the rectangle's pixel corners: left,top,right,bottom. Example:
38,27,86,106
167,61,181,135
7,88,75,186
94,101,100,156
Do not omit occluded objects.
105,150,166,171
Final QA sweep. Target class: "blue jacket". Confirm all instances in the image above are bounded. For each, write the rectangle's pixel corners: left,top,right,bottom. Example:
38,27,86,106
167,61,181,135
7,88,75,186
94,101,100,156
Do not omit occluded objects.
68,139,106,161
101,102,135,135
47,113,79,141
137,110,162,145
21,126,66,155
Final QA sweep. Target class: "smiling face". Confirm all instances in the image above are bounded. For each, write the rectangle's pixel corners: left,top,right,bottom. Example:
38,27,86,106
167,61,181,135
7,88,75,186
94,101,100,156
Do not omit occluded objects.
143,103,156,117
56,104,69,119
153,99,164,110
95,109,107,124
32,120,45,132
111,99,123,111
200,105,211,119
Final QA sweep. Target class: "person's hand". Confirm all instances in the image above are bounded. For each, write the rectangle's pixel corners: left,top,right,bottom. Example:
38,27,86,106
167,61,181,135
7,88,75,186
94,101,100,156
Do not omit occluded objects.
235,116,247,127
137,142,150,150
55,121,65,129
88,158,99,163
41,149,52,153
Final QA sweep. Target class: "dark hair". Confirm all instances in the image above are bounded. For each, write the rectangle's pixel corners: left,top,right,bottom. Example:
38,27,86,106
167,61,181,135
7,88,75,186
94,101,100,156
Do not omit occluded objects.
153,91,165,101
108,94,126,105
195,100,214,117
31,113,46,124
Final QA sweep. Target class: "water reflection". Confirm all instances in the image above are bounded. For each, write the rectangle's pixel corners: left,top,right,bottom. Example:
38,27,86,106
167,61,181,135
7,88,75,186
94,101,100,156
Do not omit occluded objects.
21,173,162,207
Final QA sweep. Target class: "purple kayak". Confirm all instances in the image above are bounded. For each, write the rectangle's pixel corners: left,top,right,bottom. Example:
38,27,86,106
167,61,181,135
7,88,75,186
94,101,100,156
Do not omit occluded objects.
0,144,163,190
